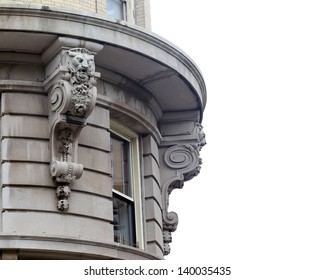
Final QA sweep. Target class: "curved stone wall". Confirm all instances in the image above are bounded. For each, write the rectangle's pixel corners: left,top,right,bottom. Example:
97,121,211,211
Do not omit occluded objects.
0,4,206,259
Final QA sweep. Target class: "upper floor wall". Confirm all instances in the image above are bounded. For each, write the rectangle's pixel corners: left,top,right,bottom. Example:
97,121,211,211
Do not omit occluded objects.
0,0,151,29
0,3,206,129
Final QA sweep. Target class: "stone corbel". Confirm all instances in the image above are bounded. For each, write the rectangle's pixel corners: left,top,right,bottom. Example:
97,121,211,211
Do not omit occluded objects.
48,47,101,211
160,122,206,255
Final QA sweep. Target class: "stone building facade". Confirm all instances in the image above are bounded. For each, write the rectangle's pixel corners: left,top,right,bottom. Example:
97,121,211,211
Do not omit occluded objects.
0,0,206,259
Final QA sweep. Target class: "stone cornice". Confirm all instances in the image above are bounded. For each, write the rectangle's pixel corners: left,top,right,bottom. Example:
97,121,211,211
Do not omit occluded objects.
0,4,206,118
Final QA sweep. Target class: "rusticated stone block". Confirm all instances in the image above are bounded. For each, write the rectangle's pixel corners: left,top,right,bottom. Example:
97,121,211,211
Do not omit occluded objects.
143,155,160,183
144,177,161,206
1,115,48,139
142,134,159,164
2,162,54,187
2,138,49,163
87,106,110,129
2,92,48,116
2,211,113,243
79,125,110,152
146,220,163,248
147,242,163,258
145,198,162,228
77,146,111,175
2,186,112,221
74,170,112,197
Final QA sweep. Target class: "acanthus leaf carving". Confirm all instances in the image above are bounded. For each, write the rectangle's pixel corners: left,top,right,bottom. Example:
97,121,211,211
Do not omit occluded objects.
48,47,100,211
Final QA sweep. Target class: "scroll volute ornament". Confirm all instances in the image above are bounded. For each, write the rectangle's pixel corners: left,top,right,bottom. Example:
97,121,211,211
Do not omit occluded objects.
48,48,100,211
161,123,206,255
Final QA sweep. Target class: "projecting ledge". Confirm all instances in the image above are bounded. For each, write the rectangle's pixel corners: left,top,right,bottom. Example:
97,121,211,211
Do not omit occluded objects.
0,235,162,260
0,4,206,120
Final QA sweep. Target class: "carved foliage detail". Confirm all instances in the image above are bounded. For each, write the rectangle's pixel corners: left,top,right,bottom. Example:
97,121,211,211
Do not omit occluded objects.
70,84,93,117
58,128,73,161
163,231,173,256
48,48,99,211
192,122,206,152
63,48,96,118
49,48,97,119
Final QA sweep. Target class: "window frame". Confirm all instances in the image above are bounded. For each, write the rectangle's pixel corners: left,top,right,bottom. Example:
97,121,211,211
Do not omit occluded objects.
106,0,135,24
110,120,144,249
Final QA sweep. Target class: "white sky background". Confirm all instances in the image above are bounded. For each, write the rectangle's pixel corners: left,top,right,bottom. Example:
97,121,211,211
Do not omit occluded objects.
150,0,314,278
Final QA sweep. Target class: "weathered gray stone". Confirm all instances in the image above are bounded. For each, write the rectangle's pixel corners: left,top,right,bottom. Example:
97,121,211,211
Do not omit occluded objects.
2,186,57,211
2,186,113,221
47,46,101,211
146,220,163,249
143,155,160,183
0,64,44,82
145,198,162,228
147,242,163,258
2,212,113,243
74,170,112,197
79,125,110,152
142,134,159,164
68,191,113,221
87,105,110,129
0,236,159,260
78,146,111,174
2,138,49,163
2,162,53,186
144,177,161,206
1,115,48,139
2,92,48,116
0,3,206,260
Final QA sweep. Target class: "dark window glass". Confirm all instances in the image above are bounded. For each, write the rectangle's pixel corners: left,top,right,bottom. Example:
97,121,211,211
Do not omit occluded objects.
113,195,135,246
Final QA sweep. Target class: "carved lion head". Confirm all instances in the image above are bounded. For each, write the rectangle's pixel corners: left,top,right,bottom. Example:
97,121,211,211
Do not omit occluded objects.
64,48,95,83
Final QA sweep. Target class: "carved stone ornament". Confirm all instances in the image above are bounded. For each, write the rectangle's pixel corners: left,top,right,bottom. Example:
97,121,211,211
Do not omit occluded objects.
48,48,100,211
161,122,206,255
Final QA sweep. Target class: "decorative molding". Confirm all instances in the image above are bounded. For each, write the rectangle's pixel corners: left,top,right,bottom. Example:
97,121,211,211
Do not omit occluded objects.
160,122,206,255
48,47,100,211
0,4,206,112
0,234,162,260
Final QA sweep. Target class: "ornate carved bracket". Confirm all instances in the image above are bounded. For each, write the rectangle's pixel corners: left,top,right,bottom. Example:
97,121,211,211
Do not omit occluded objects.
160,122,206,255
48,48,100,211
